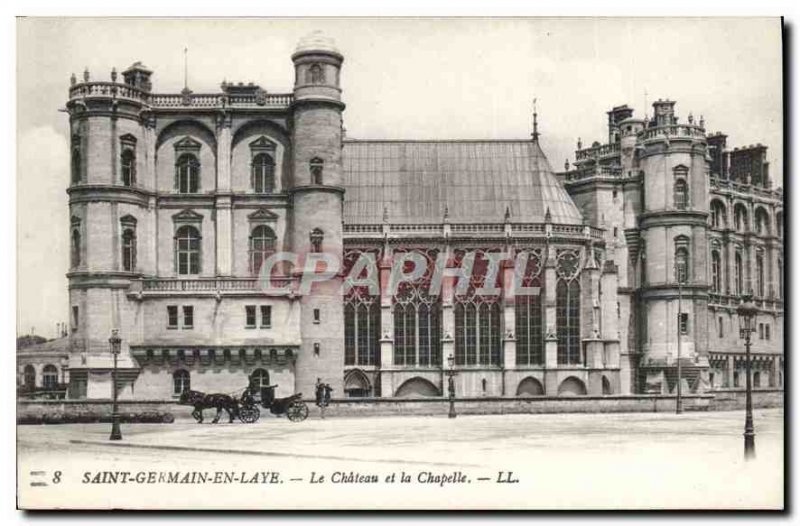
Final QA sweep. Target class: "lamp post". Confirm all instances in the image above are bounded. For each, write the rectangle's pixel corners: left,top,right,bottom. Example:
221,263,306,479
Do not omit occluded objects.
446,354,457,419
109,329,122,441
675,259,684,414
737,293,757,460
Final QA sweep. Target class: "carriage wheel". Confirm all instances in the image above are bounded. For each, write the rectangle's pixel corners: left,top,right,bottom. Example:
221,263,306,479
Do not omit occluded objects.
286,401,308,422
239,406,260,424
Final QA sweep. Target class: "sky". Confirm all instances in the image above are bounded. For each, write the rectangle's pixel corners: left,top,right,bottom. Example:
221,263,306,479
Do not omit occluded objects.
15,17,783,338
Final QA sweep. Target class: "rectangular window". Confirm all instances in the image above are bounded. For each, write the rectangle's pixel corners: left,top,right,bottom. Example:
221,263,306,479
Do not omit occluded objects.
183,306,194,329
71,306,79,332
167,306,179,329
766,324,771,340
758,323,764,340
313,308,321,324
718,316,724,338
260,306,272,328
678,313,689,335
245,305,256,328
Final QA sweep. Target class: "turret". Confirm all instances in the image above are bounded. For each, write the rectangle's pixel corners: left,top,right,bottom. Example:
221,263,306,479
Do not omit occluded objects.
637,100,711,394
288,32,346,395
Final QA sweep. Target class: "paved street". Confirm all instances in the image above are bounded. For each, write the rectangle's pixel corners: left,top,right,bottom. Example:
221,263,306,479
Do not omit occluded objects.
17,408,783,510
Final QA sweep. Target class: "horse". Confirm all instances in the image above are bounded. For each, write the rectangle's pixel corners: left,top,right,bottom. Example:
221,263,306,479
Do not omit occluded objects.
178,389,239,424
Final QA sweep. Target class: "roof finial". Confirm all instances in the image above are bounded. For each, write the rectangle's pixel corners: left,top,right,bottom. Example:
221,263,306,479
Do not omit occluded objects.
531,97,540,143
504,205,511,222
544,207,552,224
382,204,389,224
443,204,450,224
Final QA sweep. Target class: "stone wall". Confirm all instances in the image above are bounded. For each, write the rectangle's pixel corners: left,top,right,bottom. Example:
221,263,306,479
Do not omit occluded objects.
18,389,782,422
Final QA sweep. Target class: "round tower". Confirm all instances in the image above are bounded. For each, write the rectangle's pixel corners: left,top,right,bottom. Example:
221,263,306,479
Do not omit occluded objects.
637,100,711,395
65,64,154,398
289,32,346,395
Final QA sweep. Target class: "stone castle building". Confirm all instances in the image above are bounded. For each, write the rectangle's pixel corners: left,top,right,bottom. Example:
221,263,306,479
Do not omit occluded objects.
45,33,783,401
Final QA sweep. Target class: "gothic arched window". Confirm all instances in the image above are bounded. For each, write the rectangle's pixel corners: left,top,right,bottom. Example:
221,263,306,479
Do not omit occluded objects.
674,179,688,210
711,250,722,293
310,158,324,185
515,250,544,366
71,229,81,268
249,225,276,276
175,225,201,275
172,369,190,395
175,153,200,194
122,228,137,272
454,250,502,367
345,297,380,367
556,250,581,365
252,153,275,194
392,250,441,367
121,149,136,186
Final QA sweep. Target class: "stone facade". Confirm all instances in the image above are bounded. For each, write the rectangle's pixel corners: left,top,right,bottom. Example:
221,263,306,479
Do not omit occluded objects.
59,34,784,403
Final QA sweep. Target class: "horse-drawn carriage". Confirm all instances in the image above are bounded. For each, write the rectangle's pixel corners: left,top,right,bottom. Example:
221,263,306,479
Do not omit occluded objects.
178,384,308,424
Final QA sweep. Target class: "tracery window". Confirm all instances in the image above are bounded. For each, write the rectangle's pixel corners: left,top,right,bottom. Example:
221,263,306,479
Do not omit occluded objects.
515,249,544,366
249,225,276,276
252,153,275,193
176,153,200,194
343,250,381,367
175,225,201,275
393,249,441,367
556,250,581,365
454,249,502,366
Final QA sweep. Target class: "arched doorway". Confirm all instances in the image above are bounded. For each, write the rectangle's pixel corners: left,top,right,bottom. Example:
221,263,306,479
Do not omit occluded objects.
516,377,545,397
602,376,613,395
395,377,440,398
344,369,372,397
557,376,587,396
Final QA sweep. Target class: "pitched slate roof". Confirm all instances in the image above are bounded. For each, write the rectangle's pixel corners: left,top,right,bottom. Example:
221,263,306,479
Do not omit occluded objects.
342,140,582,225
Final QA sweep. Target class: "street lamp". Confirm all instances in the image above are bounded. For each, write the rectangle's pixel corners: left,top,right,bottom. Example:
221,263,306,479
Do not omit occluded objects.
737,293,758,460
109,329,122,441
446,354,458,419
